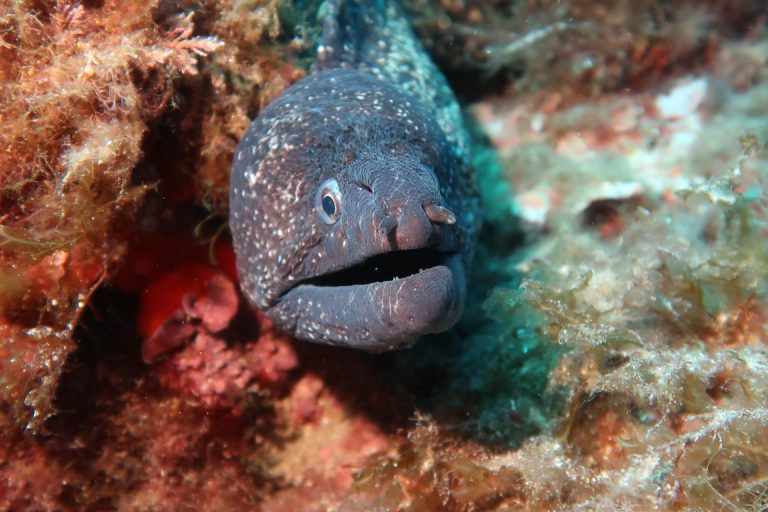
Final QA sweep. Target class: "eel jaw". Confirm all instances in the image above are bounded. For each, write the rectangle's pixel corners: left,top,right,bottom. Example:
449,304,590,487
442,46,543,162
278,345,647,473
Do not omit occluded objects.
273,250,465,352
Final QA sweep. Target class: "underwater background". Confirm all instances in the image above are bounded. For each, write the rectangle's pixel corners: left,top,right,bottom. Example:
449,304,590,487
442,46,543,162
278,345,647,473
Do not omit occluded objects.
1,0,768,510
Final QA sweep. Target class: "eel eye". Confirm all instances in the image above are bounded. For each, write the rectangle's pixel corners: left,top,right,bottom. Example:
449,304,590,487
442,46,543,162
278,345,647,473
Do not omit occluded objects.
316,178,342,224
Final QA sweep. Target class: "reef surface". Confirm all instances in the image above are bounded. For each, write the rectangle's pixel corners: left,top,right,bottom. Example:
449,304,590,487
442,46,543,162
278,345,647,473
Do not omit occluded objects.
1,1,767,511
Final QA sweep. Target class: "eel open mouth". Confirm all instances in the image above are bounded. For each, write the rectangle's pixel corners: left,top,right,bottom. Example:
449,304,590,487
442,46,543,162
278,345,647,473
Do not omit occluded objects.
303,248,449,288
277,248,466,351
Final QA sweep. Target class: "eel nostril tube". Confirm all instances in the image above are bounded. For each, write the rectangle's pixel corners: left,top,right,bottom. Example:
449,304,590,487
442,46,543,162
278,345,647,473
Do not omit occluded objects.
423,204,457,225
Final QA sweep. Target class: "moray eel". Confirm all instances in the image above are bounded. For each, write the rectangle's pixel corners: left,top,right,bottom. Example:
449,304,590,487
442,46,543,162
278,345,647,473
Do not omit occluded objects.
229,0,481,351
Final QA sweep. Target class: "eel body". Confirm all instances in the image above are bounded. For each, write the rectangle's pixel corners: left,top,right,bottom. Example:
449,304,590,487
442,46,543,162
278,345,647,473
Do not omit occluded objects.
229,0,481,351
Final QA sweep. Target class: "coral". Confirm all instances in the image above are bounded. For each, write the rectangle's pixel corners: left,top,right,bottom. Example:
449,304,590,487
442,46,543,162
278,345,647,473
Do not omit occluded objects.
154,310,300,411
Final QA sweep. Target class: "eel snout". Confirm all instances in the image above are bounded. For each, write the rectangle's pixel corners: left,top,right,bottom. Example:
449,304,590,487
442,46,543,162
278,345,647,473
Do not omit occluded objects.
274,196,465,350
378,198,457,253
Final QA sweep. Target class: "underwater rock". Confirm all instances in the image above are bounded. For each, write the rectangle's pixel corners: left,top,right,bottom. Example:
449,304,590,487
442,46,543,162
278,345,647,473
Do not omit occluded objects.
402,0,768,99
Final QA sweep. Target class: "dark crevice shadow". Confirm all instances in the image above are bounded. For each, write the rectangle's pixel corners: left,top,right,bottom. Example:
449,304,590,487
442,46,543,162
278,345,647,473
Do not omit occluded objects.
41,287,148,490
289,342,415,433
42,286,283,495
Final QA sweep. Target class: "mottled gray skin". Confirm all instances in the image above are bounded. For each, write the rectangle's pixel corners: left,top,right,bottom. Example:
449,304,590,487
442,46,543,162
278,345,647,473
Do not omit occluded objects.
229,0,481,351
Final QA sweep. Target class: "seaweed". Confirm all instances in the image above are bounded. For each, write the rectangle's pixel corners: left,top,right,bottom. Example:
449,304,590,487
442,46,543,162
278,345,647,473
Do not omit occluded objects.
0,0,312,431
346,423,528,511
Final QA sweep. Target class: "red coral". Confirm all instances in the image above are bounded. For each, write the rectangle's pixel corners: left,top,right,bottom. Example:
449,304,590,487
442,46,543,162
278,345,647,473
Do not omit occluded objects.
140,265,298,411
156,328,299,412
137,262,220,341
181,273,240,333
